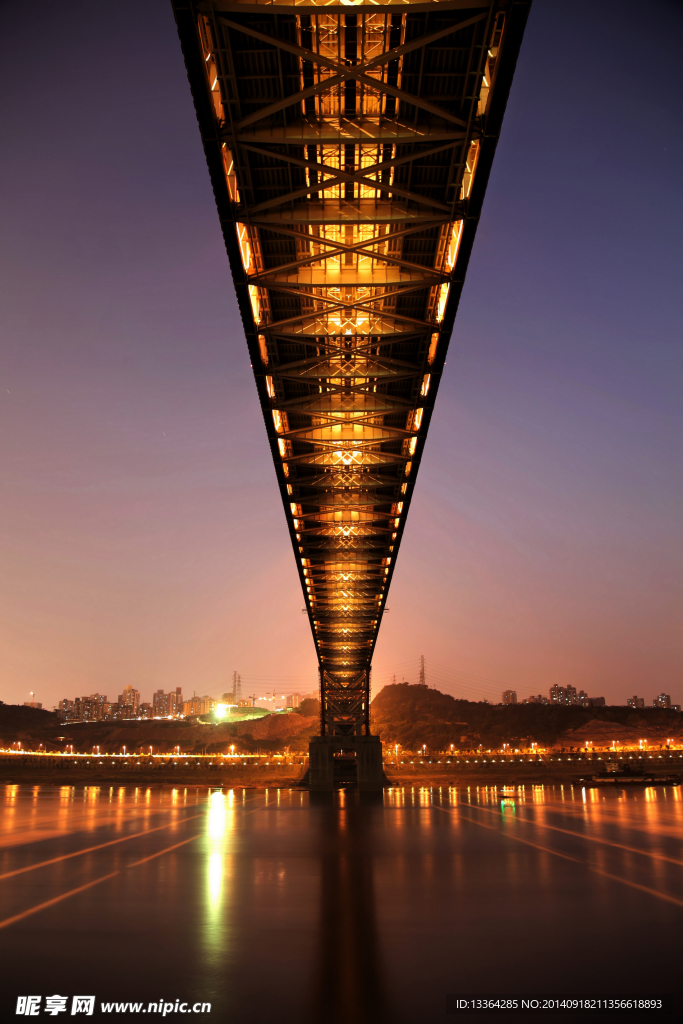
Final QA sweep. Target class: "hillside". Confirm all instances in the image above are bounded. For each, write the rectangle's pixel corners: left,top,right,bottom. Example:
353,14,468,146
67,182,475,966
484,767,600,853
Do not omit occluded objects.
370,684,683,750
0,703,318,754
0,703,59,735
3,691,681,754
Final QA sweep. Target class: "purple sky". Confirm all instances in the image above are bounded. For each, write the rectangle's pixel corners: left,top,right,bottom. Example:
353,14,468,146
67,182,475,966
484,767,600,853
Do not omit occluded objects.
1,0,681,710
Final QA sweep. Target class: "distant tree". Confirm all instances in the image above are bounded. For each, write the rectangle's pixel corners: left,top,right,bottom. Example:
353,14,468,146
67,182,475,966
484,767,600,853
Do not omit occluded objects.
292,697,320,718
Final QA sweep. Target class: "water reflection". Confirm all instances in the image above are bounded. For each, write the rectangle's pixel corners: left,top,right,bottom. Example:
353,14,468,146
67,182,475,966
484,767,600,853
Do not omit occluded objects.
309,793,389,1024
0,783,682,1023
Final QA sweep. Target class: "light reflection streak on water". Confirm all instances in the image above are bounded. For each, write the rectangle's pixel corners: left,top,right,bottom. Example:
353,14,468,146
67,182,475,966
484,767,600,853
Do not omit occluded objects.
450,786,675,892
525,788,683,848
203,790,236,961
453,784,683,895
383,787,405,808
0,784,204,857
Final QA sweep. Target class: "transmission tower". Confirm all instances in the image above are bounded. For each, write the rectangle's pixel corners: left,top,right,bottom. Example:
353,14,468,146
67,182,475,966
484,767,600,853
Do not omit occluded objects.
419,656,427,688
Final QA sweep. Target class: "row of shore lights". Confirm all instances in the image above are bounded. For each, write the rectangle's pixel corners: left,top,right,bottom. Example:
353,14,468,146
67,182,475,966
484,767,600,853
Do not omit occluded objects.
6,739,677,756
7,743,241,757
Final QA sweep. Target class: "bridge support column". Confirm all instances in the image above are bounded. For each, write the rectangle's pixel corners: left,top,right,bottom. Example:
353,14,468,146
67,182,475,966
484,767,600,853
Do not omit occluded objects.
308,735,385,792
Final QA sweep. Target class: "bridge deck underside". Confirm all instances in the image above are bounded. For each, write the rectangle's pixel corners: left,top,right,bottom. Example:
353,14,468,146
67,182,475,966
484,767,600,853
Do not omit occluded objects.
172,0,529,737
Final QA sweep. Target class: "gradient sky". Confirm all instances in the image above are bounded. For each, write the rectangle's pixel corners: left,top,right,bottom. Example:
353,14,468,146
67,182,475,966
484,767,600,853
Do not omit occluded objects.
1,0,681,710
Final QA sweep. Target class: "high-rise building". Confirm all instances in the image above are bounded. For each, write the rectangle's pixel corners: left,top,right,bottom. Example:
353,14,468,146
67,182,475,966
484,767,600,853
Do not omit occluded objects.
58,698,74,719
118,686,140,716
167,688,183,717
549,685,577,705
56,694,108,722
153,690,169,717
287,693,303,709
548,685,604,707
653,693,672,709
182,696,201,718
627,696,645,709
76,694,108,722
502,690,517,705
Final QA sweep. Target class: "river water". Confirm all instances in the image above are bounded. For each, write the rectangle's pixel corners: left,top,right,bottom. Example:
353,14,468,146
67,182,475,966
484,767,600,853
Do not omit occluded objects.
0,783,681,1022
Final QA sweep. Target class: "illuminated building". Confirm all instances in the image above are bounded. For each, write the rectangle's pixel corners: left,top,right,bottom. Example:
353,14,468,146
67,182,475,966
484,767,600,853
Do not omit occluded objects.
153,689,169,716
182,696,202,718
58,693,108,722
550,685,577,706
118,685,141,717
200,696,217,716
168,687,184,716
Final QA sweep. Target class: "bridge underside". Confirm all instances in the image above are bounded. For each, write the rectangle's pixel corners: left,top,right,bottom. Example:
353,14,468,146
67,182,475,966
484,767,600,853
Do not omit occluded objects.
172,0,529,746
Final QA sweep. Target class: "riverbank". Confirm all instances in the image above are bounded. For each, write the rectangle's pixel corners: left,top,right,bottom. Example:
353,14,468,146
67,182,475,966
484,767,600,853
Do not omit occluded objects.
2,752,683,789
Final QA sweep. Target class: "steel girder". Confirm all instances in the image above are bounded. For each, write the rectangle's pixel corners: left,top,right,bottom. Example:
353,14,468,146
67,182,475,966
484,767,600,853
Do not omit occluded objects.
171,0,530,737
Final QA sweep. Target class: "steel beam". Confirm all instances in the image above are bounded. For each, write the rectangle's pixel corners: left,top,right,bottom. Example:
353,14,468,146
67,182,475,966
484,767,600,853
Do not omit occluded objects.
172,0,531,744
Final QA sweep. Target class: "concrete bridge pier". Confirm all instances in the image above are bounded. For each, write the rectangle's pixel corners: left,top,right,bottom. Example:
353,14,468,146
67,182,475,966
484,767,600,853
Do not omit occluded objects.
308,736,385,792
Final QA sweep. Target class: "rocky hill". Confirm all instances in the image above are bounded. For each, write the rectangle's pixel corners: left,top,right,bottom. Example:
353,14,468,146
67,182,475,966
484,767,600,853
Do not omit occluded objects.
370,683,683,750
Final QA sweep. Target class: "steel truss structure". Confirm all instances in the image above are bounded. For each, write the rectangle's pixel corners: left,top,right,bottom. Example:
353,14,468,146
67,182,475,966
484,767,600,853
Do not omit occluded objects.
172,0,530,739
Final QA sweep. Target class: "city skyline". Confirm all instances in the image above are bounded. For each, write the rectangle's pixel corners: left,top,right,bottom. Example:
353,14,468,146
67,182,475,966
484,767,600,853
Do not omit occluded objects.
1,0,681,709
25,677,681,719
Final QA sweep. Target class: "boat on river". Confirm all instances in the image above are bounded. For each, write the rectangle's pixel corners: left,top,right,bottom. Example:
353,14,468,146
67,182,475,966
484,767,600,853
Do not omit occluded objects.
579,763,681,788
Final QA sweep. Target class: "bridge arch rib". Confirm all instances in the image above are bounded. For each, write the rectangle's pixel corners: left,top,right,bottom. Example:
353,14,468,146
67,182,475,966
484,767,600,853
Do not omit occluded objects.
171,0,530,740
